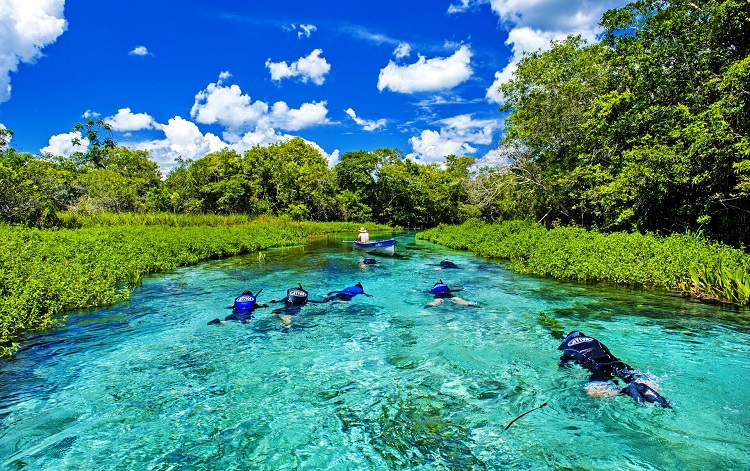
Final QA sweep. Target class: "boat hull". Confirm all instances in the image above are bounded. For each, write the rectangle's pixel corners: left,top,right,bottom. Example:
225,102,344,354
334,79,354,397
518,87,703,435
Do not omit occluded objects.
353,239,396,255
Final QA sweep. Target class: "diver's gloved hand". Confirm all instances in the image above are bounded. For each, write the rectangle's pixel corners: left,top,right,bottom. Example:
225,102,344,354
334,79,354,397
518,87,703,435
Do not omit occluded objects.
621,381,671,408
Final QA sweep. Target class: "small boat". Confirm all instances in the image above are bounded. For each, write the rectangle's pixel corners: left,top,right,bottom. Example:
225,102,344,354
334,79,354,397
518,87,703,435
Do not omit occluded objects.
353,239,396,256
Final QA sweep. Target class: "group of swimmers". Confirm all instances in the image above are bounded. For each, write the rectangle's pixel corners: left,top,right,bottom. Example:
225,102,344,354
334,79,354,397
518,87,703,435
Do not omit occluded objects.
208,252,671,408
207,258,466,325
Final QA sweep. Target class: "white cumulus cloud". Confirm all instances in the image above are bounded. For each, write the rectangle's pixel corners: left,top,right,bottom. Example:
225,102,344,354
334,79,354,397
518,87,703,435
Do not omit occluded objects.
0,0,67,103
266,49,331,85
268,101,330,131
41,131,88,157
377,45,473,94
105,108,156,131
191,72,330,134
128,45,151,56
190,72,269,130
298,24,316,38
59,73,337,174
345,108,386,132
407,113,500,163
447,0,473,14
393,42,411,59
133,116,225,173
408,129,476,164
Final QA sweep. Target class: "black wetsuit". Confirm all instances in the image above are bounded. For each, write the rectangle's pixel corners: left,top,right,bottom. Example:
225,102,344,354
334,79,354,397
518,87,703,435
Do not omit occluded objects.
558,331,670,407
439,259,459,269
271,286,309,315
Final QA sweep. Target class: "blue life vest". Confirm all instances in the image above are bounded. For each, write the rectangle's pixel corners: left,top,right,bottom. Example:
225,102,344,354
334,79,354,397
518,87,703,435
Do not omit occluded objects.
430,283,451,296
234,294,257,311
341,285,364,296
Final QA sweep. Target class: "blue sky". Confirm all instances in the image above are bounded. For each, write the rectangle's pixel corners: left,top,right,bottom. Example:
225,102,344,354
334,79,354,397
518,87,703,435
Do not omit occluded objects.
0,0,627,174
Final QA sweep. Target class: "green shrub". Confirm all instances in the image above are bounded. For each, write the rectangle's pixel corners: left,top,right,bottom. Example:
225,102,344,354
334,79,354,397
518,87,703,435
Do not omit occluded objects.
0,217,390,357
418,219,750,304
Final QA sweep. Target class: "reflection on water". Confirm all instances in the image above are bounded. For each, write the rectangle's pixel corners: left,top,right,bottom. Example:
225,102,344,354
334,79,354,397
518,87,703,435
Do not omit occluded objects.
1,232,749,470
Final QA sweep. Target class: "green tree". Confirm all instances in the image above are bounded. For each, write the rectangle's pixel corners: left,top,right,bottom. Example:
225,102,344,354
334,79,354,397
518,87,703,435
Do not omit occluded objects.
499,36,610,225
71,118,116,169
73,146,162,212
0,149,75,227
496,0,750,245
244,138,338,220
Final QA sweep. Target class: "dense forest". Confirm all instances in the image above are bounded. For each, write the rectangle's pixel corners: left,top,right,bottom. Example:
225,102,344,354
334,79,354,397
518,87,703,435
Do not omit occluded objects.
1,0,749,246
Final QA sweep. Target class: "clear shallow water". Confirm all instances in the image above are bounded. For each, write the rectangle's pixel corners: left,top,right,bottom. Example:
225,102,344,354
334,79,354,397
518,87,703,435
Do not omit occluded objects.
1,232,749,470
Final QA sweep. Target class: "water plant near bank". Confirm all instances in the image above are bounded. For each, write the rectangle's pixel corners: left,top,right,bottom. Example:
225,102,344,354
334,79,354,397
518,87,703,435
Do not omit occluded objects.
0,216,389,357
417,219,750,305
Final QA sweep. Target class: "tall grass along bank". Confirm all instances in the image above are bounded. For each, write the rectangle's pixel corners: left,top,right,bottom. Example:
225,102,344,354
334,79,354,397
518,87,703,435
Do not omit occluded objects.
0,217,389,356
417,219,750,305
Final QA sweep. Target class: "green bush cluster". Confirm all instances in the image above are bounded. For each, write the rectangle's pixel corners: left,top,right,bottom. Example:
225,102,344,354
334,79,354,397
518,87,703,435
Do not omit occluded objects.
417,219,750,302
0,216,388,356
680,262,750,305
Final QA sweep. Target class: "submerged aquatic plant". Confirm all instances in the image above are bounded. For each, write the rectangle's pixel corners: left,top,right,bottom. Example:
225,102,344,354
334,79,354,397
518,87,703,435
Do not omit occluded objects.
337,392,486,470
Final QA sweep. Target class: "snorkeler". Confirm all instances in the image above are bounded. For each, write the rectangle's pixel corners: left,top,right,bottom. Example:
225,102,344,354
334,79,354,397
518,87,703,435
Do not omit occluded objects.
269,284,309,314
558,331,670,408
311,282,373,303
424,280,477,308
438,259,460,269
207,289,267,324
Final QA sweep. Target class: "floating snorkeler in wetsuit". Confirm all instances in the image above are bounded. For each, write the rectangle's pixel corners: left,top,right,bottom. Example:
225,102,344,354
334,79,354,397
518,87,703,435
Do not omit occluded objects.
269,284,309,315
311,282,373,303
424,280,478,308
438,259,460,269
207,289,267,324
558,331,671,408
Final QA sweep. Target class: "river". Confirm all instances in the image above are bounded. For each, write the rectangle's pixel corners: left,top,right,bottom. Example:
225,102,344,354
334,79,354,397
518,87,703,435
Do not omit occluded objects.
1,232,748,470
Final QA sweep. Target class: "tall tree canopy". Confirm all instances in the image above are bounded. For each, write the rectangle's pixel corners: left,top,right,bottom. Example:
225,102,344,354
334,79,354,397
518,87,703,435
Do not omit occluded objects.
497,0,750,246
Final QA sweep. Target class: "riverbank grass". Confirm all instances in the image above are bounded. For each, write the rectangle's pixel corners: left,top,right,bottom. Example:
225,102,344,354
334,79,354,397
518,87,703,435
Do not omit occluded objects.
417,219,750,305
0,215,389,357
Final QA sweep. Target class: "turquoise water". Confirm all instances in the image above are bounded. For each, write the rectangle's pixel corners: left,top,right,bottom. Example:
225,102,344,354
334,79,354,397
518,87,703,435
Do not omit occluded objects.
1,232,749,470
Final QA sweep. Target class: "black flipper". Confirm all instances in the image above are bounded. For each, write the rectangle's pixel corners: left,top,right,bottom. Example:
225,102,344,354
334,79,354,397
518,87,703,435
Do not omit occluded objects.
621,381,671,408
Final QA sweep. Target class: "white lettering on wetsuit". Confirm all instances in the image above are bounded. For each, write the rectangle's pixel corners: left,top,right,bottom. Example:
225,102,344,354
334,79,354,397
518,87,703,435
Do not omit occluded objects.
236,295,255,303
568,337,594,346
288,290,306,297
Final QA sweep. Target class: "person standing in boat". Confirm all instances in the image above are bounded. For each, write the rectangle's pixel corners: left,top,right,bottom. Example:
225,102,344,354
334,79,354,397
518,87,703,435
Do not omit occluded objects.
356,227,370,244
